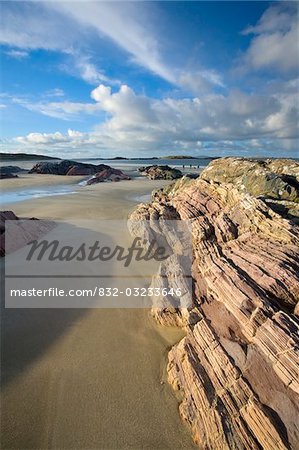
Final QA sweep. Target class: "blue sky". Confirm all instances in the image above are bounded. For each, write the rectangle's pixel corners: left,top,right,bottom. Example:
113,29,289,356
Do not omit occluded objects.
0,1,298,158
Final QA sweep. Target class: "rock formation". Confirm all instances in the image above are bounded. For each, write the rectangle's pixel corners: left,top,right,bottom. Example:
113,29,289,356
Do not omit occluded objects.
28,160,111,175
0,166,28,179
86,167,131,184
138,165,183,180
129,157,299,449
0,172,18,179
0,211,55,257
28,160,130,182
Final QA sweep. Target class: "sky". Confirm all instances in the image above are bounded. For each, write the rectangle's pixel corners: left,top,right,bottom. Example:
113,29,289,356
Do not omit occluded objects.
0,1,298,158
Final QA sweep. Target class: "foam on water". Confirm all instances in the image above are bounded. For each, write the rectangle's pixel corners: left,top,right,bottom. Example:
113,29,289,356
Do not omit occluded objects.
1,185,78,205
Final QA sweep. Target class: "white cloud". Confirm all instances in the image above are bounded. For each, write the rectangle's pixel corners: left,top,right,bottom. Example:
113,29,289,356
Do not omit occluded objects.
15,132,66,145
0,2,116,86
90,84,157,125
12,82,299,156
0,1,223,93
0,3,75,51
67,129,84,138
12,97,102,120
243,4,296,35
5,49,29,59
49,1,176,84
0,2,172,81
74,56,111,85
2,2,298,158
241,3,299,73
178,70,224,94
43,88,65,98
51,2,224,91
15,129,85,145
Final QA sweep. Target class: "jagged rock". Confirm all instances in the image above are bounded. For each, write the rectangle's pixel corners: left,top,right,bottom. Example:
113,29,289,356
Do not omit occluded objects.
0,211,55,257
65,165,98,176
129,157,299,449
86,167,130,184
29,160,78,174
138,165,182,180
201,157,299,203
29,160,109,176
0,211,19,233
168,317,292,450
28,160,130,182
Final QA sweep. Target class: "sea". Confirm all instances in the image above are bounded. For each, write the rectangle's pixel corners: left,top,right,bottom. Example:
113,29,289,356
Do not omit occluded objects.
0,157,212,205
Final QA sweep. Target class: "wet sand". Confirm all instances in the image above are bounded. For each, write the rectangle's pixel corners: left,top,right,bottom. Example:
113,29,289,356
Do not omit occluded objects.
1,176,195,449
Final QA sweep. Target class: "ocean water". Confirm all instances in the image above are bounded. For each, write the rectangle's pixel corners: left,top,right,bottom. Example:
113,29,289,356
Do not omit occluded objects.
1,185,78,205
0,157,210,204
78,157,211,170
0,157,212,171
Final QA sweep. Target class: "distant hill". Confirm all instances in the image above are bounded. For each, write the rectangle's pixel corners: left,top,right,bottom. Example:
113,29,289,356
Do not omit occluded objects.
110,156,127,160
0,152,60,162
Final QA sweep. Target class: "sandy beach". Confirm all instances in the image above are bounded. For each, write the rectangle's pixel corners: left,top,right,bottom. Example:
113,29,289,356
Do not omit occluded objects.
1,174,196,449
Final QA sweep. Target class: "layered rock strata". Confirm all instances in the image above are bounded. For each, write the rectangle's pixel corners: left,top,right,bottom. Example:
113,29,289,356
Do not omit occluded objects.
129,158,299,449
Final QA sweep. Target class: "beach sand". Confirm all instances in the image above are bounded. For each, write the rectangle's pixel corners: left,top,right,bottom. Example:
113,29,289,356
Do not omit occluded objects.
1,175,195,449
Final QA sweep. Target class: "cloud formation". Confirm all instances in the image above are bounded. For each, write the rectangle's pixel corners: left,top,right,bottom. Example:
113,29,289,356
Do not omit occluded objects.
0,1,223,92
242,3,298,73
1,2,298,158
12,97,102,120
4,49,29,59
13,81,298,156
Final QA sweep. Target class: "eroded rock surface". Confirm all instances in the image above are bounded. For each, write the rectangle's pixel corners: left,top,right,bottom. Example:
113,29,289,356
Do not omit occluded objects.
129,157,299,449
0,166,27,179
86,167,131,184
29,160,92,175
201,157,299,203
138,165,182,180
28,160,130,183
0,211,55,257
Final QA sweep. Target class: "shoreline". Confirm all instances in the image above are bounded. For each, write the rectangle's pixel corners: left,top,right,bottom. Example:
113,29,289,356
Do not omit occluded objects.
1,176,196,449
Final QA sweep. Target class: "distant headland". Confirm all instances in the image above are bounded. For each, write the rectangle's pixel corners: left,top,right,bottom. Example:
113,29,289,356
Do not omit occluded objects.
0,152,61,162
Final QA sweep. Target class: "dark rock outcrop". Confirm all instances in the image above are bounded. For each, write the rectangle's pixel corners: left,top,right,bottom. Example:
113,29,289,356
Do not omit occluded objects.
0,172,18,179
0,166,27,174
129,157,299,449
28,160,131,182
0,166,28,179
138,165,182,180
86,167,130,185
29,160,107,176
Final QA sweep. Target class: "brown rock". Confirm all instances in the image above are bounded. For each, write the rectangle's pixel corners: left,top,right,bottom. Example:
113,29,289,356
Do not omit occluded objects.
201,157,299,203
86,167,130,184
0,211,55,257
138,165,182,180
129,157,299,449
